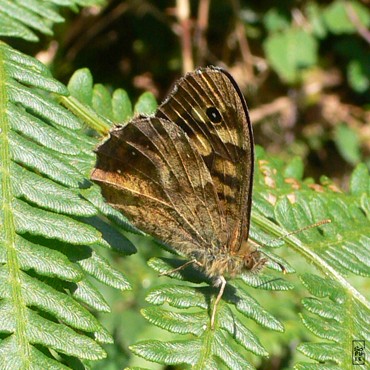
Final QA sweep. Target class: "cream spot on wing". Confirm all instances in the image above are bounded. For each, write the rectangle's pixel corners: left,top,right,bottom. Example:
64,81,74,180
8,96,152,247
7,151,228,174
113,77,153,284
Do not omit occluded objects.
213,157,237,177
215,127,239,145
193,133,212,156
191,106,208,123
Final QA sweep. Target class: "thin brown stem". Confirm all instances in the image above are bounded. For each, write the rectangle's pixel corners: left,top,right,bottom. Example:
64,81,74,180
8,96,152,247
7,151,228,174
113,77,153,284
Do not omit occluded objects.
176,0,193,73
195,0,210,65
230,0,254,78
345,2,370,44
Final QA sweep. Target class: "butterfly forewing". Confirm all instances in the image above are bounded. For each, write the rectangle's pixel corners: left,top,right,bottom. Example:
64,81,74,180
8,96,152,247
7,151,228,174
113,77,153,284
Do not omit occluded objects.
92,117,228,255
156,67,254,252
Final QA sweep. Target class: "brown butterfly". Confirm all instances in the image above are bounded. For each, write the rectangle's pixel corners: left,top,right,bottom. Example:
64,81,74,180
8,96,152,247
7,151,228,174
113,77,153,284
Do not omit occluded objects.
91,66,267,328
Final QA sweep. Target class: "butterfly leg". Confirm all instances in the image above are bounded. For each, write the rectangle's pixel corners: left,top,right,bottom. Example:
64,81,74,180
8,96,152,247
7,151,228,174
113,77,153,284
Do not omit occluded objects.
159,259,202,276
210,275,226,329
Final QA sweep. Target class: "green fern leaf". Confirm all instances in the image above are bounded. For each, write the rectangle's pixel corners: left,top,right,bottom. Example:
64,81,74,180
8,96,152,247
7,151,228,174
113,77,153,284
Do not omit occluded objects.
133,92,158,116
130,256,288,368
296,272,369,368
0,43,133,368
252,151,370,368
65,68,157,136
68,69,132,122
0,0,104,41
112,89,133,123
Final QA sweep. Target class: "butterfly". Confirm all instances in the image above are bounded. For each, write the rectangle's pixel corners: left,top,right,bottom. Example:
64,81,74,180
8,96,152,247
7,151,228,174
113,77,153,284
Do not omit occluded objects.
91,66,267,328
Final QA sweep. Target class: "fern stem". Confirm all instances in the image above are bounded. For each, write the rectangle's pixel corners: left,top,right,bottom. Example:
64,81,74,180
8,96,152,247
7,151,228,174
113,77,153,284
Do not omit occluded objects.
59,95,111,135
0,49,31,363
196,318,215,369
251,211,370,310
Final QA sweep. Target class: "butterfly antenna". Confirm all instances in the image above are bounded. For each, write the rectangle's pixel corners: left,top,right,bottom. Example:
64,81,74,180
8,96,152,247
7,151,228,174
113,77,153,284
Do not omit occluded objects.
258,219,332,274
273,219,332,242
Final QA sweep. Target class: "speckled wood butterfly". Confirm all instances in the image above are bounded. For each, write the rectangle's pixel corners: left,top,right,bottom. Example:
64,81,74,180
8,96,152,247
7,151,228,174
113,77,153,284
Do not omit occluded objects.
91,66,266,328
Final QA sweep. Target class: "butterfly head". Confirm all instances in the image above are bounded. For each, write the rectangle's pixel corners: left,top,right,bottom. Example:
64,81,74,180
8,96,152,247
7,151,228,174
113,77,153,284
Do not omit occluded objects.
195,242,268,280
241,249,268,273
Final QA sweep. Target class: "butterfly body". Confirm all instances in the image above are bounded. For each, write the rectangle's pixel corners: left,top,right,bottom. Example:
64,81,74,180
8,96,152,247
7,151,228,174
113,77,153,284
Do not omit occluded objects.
190,241,264,279
91,66,266,327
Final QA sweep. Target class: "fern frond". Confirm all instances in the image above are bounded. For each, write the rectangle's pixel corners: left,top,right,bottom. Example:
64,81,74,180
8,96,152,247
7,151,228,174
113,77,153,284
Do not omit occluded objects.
251,149,370,368
64,68,157,136
296,273,369,368
0,43,133,367
128,254,291,369
0,0,105,41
